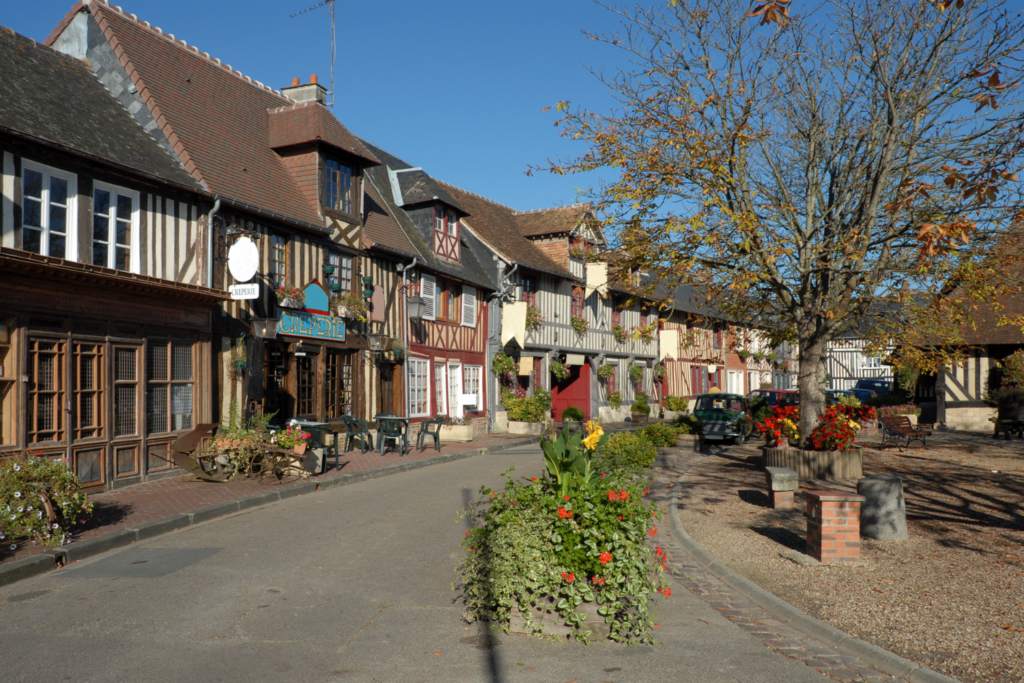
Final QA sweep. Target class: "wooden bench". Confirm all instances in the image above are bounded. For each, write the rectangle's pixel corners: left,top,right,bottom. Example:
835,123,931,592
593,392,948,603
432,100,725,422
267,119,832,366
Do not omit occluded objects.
880,416,931,451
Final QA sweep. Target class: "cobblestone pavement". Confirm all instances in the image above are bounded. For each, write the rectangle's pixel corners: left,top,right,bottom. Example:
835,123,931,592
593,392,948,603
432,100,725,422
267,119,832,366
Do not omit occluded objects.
652,451,905,683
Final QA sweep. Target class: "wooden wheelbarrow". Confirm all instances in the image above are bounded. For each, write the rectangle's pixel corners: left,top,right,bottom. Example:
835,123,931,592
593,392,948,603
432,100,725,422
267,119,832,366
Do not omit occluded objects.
169,423,231,483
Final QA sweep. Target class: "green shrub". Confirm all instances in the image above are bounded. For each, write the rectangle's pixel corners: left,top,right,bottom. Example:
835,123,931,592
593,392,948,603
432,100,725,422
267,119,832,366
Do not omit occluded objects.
1,454,92,548
504,397,548,423
599,432,657,472
641,422,678,447
748,397,771,423
663,395,689,412
631,397,650,415
672,414,701,434
561,406,585,422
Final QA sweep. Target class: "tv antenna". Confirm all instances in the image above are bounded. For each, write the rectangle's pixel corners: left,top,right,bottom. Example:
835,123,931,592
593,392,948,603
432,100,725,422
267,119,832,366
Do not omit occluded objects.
291,0,336,108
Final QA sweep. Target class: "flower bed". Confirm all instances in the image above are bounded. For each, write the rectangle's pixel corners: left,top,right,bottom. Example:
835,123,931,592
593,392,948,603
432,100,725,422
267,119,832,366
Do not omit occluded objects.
459,422,668,643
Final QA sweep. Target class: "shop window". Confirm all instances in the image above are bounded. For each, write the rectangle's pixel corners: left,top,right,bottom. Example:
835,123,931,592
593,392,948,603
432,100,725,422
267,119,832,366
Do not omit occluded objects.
22,162,75,259
264,345,288,419
326,252,353,294
324,157,354,215
408,357,429,417
464,365,482,410
73,343,104,441
147,337,194,434
296,354,317,419
114,347,138,437
271,234,287,290
326,350,353,419
28,338,66,444
92,183,138,272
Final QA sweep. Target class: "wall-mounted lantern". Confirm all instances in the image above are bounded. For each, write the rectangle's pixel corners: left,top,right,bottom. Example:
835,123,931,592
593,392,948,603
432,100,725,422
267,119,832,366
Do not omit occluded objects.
251,318,278,340
406,295,425,322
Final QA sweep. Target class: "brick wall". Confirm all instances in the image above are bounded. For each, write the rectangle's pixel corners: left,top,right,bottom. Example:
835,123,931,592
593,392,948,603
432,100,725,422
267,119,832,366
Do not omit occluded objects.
278,146,320,213
470,416,488,436
805,490,865,564
531,237,569,268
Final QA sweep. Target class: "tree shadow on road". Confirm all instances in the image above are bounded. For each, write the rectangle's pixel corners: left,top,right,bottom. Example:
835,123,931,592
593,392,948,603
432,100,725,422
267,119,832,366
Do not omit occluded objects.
461,486,503,683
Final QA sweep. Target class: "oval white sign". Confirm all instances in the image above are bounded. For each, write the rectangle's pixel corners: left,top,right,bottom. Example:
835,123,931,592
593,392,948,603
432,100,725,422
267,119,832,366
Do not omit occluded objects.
227,236,260,283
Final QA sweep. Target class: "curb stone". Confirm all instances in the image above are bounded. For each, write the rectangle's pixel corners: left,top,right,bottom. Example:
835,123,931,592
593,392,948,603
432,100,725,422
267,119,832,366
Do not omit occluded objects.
0,437,537,589
666,456,961,683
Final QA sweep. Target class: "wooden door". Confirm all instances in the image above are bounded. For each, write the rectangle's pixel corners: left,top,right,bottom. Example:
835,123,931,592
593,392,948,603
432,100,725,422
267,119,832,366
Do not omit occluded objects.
551,363,591,421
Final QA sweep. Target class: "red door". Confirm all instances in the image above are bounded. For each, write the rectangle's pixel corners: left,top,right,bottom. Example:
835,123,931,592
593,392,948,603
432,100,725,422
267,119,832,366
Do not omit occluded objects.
552,363,591,421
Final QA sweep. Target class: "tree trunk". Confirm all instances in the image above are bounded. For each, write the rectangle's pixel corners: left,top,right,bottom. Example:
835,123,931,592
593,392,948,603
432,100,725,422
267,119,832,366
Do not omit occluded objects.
797,339,827,449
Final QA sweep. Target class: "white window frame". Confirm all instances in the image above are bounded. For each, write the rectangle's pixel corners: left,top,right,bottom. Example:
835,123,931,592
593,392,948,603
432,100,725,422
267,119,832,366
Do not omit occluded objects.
92,181,140,273
21,160,77,260
861,355,882,370
727,370,744,394
408,357,430,417
464,365,482,410
434,362,447,416
448,362,463,420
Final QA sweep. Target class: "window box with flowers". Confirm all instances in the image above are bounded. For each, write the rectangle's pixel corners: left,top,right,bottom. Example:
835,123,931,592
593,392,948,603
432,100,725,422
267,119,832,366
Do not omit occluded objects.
550,360,571,382
459,422,669,643
570,316,589,337
637,325,654,344
276,285,305,309
526,305,544,332
332,291,368,322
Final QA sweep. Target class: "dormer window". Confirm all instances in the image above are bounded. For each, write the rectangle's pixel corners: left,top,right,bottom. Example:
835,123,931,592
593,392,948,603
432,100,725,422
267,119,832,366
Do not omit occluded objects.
433,205,460,262
324,156,355,215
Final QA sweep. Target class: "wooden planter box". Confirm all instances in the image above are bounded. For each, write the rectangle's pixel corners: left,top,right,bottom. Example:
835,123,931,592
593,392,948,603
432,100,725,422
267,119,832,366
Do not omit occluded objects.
510,596,612,640
439,425,474,442
765,447,863,481
508,421,545,436
630,413,648,424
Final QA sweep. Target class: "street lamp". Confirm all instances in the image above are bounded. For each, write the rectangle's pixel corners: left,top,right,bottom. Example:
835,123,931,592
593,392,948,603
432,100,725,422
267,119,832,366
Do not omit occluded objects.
367,332,387,354
251,318,278,340
406,295,425,322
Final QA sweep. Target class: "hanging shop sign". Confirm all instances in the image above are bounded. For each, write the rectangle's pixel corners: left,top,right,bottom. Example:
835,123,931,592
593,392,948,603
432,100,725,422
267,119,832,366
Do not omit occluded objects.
229,283,260,300
277,309,346,342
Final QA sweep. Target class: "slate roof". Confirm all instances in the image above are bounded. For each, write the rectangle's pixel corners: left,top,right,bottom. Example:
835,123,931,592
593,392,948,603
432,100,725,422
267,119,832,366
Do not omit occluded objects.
361,141,494,290
45,1,375,229
0,26,200,191
438,182,572,278
515,204,591,237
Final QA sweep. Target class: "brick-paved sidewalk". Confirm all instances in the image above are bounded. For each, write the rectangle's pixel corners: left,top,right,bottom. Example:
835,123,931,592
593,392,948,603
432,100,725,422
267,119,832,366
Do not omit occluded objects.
2,431,535,565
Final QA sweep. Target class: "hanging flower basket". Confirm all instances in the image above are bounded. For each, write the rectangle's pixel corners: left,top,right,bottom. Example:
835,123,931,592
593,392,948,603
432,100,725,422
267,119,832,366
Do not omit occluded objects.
278,297,303,310
550,360,571,382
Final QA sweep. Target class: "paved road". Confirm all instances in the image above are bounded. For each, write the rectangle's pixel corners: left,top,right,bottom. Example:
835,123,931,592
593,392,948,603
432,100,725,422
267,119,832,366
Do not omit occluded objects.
0,446,828,683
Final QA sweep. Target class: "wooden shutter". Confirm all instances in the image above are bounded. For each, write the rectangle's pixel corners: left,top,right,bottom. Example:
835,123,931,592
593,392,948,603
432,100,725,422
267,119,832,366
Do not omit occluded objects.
421,274,436,321
461,285,476,327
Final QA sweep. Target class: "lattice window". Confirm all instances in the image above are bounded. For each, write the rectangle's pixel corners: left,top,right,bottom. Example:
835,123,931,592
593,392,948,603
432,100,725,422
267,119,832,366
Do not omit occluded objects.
434,363,446,415
408,358,429,417
73,343,104,440
28,339,65,444
271,234,287,290
464,366,482,410
114,347,138,437
326,252,353,294
326,350,353,419
296,355,317,419
147,336,194,434
324,158,354,214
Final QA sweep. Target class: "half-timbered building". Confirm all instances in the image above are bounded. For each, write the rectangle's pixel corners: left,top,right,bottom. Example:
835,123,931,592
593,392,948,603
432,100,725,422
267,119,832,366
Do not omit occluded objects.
47,1,409,435
0,26,226,492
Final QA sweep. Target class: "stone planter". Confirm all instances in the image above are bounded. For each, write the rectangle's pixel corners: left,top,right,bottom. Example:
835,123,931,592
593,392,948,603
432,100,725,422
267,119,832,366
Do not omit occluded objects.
493,411,509,433
764,447,863,481
663,410,685,423
509,596,612,640
278,296,304,310
508,420,545,436
630,412,648,424
439,424,474,442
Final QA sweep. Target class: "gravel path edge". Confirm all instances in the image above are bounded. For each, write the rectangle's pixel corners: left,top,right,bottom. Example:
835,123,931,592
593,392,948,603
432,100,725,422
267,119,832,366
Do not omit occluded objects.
667,458,962,683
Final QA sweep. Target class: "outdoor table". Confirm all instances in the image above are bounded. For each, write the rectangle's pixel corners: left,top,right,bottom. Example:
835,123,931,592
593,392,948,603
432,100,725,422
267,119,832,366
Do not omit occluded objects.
374,414,410,456
291,419,340,474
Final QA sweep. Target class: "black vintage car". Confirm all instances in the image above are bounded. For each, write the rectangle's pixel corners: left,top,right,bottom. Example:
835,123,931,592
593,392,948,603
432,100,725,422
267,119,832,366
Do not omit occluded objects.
692,393,753,445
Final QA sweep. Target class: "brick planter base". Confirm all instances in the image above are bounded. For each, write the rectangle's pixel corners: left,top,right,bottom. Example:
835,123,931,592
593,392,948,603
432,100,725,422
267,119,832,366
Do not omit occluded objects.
806,490,865,563
765,448,863,481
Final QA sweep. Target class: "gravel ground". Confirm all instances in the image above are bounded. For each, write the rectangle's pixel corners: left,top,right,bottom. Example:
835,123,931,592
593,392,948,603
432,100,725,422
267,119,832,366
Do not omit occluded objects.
676,431,1024,683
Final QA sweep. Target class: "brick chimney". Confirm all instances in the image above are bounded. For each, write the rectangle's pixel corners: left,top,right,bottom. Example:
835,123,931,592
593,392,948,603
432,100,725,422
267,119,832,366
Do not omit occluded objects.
281,74,327,105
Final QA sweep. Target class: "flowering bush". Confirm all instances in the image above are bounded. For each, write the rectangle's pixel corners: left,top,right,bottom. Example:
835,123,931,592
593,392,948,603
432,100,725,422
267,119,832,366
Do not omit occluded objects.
663,395,689,412
756,405,800,444
808,406,860,451
834,403,878,422
1,454,92,549
875,404,919,420
595,431,658,474
274,424,310,449
459,422,667,643
502,387,551,423
275,285,305,303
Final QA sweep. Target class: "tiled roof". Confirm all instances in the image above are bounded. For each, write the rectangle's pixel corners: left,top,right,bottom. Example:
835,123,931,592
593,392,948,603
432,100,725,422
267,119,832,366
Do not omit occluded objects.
515,204,591,237
268,102,378,164
0,26,200,190
45,1,369,228
437,182,571,278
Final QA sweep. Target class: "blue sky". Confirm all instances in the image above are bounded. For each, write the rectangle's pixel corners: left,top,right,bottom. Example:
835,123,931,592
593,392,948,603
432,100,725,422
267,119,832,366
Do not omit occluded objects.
4,0,629,211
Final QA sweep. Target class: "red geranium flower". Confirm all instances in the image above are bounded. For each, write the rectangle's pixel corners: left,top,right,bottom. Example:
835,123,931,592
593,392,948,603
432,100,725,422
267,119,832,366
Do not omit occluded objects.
599,551,613,565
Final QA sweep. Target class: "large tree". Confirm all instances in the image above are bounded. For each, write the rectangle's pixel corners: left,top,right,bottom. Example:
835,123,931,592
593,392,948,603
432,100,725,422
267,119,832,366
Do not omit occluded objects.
541,0,1024,441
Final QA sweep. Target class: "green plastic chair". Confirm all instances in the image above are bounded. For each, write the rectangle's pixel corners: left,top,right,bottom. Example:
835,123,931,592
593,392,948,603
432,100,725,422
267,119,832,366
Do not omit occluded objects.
377,416,409,457
342,415,371,454
416,416,446,453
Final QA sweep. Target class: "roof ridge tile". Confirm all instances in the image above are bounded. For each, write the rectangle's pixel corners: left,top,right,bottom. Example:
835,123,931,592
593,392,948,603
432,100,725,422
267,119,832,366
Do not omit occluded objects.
435,179,516,212
513,203,590,216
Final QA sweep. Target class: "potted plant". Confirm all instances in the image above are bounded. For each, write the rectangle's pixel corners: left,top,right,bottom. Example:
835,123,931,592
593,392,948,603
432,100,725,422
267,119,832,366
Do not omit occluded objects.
628,364,645,385
492,352,519,382
275,424,311,455
332,291,369,322
275,284,305,309
526,305,544,332
502,387,552,436
570,316,589,337
550,360,571,382
662,395,689,422
631,393,651,424
391,337,405,360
